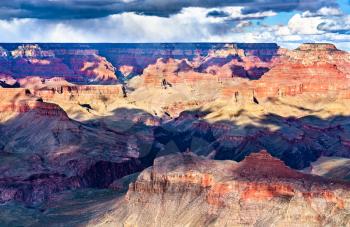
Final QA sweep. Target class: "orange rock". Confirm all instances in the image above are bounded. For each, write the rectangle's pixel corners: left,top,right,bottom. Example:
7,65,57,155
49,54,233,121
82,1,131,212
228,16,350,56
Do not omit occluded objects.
241,183,295,201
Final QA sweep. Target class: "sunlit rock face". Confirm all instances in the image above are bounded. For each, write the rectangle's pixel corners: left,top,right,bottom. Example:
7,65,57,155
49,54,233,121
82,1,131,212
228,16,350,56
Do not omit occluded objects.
93,151,350,226
137,43,280,87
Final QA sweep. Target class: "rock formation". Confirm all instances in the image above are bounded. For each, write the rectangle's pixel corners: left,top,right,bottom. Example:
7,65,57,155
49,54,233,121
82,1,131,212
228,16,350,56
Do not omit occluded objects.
11,44,55,58
92,151,350,226
0,44,119,83
0,46,8,58
0,88,150,206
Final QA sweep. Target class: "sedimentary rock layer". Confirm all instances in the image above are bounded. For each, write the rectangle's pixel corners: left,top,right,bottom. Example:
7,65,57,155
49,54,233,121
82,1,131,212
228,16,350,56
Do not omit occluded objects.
93,151,350,226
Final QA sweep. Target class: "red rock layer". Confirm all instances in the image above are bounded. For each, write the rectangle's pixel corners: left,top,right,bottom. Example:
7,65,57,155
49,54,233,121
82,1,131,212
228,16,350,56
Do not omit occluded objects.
120,151,350,226
34,84,123,101
128,150,349,202
221,44,350,100
0,88,69,119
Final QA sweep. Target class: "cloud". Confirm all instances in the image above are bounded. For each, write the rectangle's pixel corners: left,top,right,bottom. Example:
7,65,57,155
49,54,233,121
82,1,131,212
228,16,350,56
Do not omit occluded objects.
302,7,342,17
206,7,277,21
0,0,338,19
317,15,350,34
260,10,350,49
207,10,231,18
240,0,337,15
287,13,325,35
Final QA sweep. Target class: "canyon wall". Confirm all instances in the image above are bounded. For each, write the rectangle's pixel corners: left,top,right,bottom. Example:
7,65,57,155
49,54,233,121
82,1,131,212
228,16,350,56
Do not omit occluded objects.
94,151,350,226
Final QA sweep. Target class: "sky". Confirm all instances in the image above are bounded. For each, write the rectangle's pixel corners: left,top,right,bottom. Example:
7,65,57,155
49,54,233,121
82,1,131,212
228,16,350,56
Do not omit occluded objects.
0,0,349,50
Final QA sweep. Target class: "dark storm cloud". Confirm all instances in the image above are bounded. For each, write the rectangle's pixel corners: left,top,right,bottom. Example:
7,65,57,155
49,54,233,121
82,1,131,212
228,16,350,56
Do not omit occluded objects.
0,0,338,20
241,0,337,14
207,10,231,18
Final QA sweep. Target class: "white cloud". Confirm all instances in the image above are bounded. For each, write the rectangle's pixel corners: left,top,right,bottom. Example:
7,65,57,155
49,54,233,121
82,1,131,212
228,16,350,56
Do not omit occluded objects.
317,15,350,33
302,7,342,17
287,13,324,35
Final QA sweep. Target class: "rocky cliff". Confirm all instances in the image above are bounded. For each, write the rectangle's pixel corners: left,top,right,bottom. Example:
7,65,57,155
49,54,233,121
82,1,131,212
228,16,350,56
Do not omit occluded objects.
0,88,150,206
0,43,280,84
92,151,350,226
0,44,118,83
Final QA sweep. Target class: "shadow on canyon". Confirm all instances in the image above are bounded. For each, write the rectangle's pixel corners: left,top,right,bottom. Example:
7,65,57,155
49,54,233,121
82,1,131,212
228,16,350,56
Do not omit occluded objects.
78,105,350,183
194,54,271,80
0,103,350,225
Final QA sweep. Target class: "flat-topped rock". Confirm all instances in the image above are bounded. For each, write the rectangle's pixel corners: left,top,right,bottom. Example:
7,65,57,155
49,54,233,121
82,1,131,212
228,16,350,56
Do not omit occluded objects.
297,43,338,51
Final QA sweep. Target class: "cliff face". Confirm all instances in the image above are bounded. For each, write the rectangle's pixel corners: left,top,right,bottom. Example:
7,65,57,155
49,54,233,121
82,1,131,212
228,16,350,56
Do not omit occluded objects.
96,151,350,226
220,43,350,101
121,43,350,122
0,88,149,206
0,44,118,84
136,43,279,87
0,43,280,85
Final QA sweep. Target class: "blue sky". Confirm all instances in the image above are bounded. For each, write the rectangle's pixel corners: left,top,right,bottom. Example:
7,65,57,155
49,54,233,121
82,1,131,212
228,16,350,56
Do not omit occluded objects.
0,0,349,50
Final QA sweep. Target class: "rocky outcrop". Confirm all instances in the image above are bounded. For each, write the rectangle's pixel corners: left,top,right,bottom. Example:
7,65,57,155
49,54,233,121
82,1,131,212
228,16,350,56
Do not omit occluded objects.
297,43,338,51
31,84,124,117
11,44,55,58
16,76,73,90
0,157,143,206
0,88,69,119
137,43,280,87
118,65,135,78
304,156,350,181
0,75,19,88
1,44,119,83
0,88,152,206
0,47,11,76
69,54,118,82
105,151,350,226
221,43,350,101
0,46,8,58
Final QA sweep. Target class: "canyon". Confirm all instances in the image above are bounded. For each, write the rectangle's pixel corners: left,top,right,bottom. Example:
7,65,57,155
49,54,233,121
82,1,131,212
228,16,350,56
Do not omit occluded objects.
0,43,350,226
